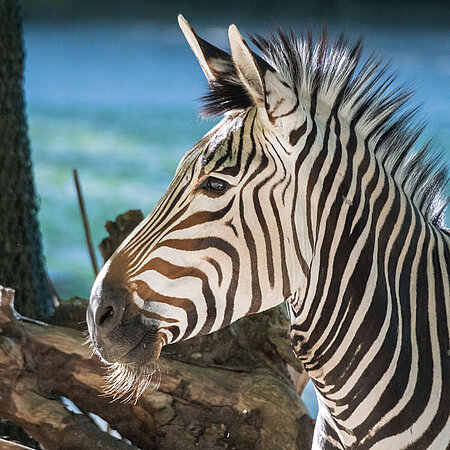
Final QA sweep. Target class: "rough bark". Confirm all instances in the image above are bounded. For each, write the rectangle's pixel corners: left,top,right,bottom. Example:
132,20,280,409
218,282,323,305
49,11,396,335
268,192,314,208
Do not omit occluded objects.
99,209,145,262
0,0,53,318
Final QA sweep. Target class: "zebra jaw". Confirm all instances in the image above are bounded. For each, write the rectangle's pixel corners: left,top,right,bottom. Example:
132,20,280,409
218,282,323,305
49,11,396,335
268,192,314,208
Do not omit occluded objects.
88,327,164,404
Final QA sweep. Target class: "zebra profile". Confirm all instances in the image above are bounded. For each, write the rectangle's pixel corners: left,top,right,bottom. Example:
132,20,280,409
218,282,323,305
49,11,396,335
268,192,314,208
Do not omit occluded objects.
87,16,449,449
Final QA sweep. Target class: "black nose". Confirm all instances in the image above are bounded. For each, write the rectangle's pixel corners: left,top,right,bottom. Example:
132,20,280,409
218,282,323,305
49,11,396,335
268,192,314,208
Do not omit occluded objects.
87,282,127,341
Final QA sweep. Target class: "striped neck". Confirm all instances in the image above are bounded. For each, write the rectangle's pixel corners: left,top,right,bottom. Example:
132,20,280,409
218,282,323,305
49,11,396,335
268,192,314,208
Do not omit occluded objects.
286,102,449,446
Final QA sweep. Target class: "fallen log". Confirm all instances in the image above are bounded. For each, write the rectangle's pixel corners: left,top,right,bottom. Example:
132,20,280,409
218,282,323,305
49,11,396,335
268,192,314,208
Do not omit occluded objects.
0,284,313,449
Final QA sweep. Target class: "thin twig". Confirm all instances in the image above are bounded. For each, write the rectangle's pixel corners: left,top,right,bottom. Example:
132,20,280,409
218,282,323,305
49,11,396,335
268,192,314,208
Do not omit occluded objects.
45,272,60,307
73,169,99,276
73,170,112,436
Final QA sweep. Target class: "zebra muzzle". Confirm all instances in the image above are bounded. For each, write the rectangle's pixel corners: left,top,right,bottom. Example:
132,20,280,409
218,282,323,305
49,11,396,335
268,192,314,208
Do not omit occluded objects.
87,281,163,366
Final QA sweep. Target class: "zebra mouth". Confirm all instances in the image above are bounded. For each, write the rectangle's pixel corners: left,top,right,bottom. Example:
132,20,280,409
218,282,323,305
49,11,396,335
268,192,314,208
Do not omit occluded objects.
90,319,163,369
117,327,163,367
97,329,164,403
101,336,163,403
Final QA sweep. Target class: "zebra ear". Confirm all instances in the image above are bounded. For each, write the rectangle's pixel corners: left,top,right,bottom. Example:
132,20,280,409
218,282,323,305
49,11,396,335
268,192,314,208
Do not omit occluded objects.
228,25,298,119
228,24,266,105
178,14,233,85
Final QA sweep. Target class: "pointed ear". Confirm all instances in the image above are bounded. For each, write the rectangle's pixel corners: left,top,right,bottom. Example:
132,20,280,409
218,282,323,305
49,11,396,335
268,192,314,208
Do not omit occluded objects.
228,25,298,120
228,24,267,105
178,14,233,85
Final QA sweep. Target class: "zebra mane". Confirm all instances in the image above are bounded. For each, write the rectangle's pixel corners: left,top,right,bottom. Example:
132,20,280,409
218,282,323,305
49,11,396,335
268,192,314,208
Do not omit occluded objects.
202,30,449,228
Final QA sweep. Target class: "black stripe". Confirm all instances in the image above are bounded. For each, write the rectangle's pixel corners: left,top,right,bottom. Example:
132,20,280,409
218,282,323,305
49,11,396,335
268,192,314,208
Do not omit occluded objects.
252,150,275,287
289,119,307,146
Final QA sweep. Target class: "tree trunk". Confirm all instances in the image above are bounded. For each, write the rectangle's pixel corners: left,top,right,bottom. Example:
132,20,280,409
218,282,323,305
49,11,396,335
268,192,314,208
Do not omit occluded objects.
0,0,54,444
0,0,53,318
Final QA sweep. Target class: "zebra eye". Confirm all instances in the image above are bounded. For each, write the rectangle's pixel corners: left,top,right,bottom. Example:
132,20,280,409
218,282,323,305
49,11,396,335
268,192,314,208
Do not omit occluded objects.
202,176,230,193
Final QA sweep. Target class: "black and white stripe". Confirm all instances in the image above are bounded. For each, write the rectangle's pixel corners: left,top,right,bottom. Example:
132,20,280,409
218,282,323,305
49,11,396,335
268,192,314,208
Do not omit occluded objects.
87,16,449,447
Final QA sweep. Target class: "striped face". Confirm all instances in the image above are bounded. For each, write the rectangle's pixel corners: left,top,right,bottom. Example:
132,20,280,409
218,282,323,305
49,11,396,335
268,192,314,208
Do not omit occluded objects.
87,108,301,367
86,20,305,394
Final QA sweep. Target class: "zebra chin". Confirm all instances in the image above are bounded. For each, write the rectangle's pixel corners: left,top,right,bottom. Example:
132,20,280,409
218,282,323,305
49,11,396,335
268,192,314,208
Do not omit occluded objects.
86,280,167,402
93,324,163,368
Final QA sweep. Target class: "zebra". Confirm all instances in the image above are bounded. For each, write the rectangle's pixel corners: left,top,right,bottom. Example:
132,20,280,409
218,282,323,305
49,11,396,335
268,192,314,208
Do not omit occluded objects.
87,16,449,449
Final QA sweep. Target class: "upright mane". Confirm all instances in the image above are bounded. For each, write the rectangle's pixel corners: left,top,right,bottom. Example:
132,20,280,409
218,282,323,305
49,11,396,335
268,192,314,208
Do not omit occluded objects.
202,30,449,228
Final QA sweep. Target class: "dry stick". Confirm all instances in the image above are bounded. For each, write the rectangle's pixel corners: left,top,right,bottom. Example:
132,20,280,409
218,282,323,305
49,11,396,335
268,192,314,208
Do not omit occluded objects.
73,169,99,277
0,437,34,449
73,169,112,435
45,272,60,307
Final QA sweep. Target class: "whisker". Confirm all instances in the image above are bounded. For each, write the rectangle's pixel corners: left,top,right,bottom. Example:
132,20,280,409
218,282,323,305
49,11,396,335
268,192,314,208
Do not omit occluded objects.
99,361,159,403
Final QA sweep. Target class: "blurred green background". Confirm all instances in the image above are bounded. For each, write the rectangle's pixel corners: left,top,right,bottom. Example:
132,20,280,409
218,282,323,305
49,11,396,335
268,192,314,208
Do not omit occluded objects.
23,0,449,300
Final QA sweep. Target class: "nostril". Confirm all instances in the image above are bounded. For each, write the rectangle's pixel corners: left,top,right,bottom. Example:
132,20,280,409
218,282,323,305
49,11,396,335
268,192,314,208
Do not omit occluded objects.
98,305,114,326
90,283,127,333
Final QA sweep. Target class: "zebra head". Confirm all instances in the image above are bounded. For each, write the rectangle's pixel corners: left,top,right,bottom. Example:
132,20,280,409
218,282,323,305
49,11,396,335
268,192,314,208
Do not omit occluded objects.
87,17,307,393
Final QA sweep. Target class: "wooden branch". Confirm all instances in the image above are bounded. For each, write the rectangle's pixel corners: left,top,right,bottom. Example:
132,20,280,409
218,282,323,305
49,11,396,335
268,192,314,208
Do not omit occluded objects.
0,286,136,449
0,285,314,449
0,285,20,322
0,437,33,449
0,286,45,326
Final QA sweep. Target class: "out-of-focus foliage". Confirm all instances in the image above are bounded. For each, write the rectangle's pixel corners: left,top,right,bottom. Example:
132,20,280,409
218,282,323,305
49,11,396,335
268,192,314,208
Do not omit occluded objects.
22,0,450,27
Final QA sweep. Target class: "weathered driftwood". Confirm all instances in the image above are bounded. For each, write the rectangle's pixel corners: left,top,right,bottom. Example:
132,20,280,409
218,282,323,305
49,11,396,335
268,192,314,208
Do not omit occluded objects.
0,211,313,449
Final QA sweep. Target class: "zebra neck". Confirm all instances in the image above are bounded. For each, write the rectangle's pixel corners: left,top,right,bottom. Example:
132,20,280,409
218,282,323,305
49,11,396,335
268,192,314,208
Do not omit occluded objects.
288,150,450,446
